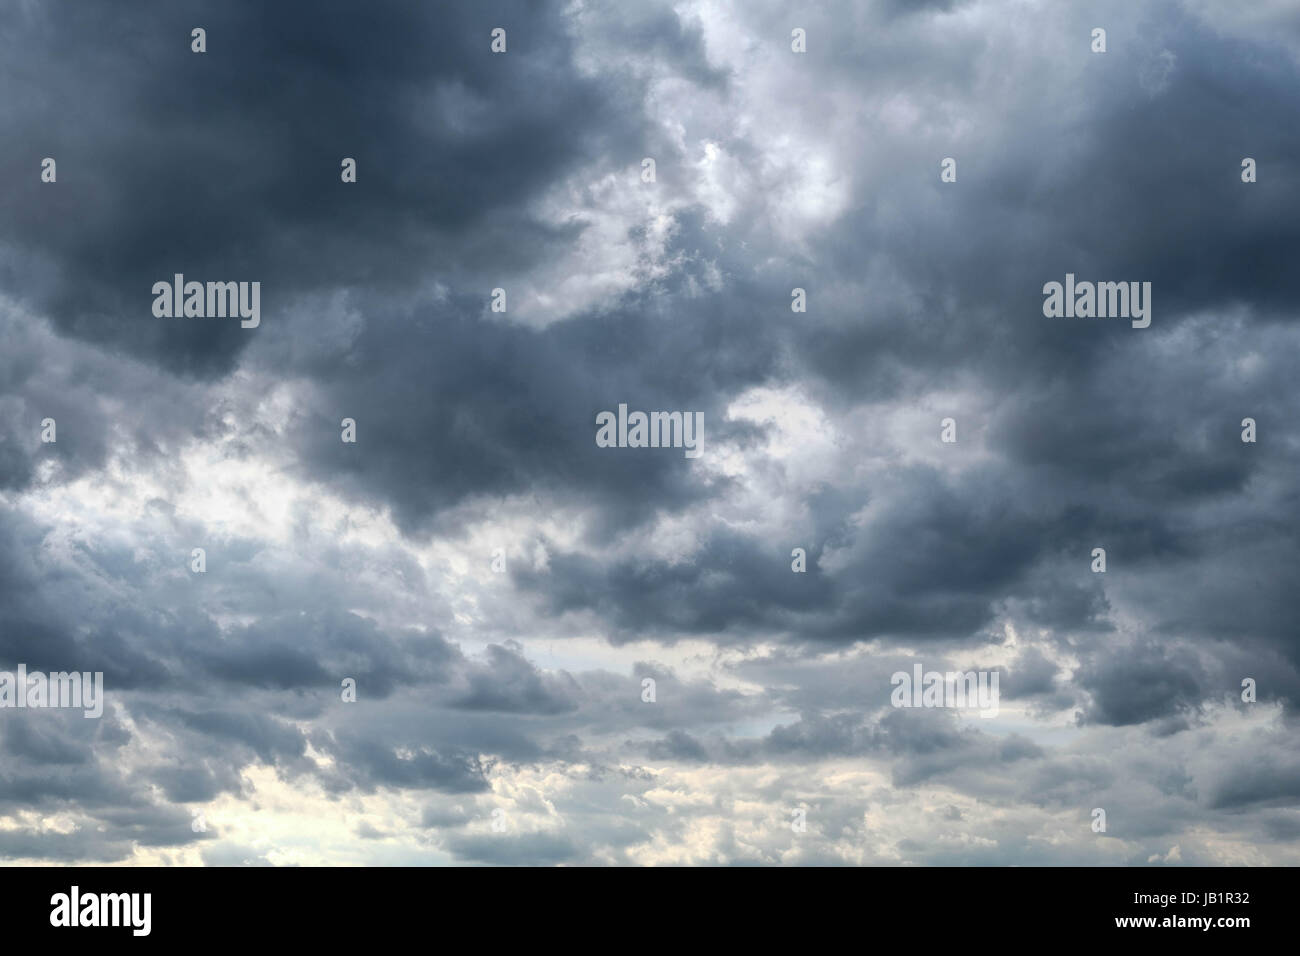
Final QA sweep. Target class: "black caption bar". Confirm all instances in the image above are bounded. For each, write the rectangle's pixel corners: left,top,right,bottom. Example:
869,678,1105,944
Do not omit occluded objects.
0,866,1285,944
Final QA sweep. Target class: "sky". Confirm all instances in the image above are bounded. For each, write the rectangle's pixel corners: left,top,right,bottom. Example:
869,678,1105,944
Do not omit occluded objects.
1,0,1299,866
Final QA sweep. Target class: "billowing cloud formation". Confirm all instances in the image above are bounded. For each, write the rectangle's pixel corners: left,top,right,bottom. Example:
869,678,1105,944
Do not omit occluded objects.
0,0,1298,865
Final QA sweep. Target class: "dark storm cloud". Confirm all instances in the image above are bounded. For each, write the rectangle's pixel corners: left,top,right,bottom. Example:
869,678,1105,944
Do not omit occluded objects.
0,702,208,861
330,731,490,794
577,4,729,90
194,610,461,697
452,642,579,714
1075,640,1209,726
491,5,1300,659
0,500,462,699
276,293,768,535
634,700,1045,775
1201,759,1300,811
4,0,1296,550
0,829,132,864
3,716,94,765
0,0,648,375
511,464,1105,645
0,305,219,494
0,510,174,690
796,15,1300,402
514,527,832,641
646,729,710,761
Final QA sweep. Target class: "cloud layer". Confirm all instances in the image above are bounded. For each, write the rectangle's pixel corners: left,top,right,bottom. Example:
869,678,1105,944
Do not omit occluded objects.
1,0,1298,865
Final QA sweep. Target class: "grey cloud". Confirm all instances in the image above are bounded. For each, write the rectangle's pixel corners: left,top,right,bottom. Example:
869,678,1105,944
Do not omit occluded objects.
0,0,1297,865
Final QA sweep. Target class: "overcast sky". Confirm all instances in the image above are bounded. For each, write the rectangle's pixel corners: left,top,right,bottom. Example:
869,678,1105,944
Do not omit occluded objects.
1,0,1299,865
